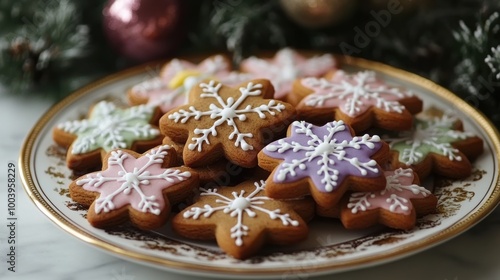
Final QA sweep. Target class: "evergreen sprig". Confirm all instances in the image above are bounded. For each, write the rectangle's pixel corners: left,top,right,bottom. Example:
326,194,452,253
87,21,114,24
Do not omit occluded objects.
188,0,291,63
450,11,500,124
0,0,104,98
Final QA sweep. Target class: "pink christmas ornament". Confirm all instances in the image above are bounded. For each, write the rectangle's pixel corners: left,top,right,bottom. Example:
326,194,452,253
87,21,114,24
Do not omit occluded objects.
103,0,185,62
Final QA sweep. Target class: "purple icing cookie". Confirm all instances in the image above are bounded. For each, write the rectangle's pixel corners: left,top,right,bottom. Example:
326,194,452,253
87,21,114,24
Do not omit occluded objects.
258,120,389,208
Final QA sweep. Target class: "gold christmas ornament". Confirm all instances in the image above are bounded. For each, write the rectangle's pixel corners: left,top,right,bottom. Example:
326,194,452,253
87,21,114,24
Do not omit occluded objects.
280,0,358,28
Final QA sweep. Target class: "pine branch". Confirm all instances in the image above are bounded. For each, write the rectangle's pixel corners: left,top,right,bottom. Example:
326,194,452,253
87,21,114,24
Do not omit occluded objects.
450,10,500,125
187,0,290,63
0,0,112,99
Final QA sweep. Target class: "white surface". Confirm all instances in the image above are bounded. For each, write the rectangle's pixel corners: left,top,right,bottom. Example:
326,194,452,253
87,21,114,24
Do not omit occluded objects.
1,91,500,280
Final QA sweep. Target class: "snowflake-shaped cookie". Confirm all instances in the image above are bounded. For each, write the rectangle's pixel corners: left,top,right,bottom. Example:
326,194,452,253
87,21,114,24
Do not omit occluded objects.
128,55,240,113
172,180,313,259
240,48,336,100
258,120,389,208
296,70,422,132
383,113,483,179
70,145,198,230
339,168,437,230
53,101,162,171
160,79,295,168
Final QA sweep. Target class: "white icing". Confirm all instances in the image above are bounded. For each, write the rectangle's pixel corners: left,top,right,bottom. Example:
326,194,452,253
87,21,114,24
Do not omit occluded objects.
281,66,299,80
183,75,201,90
168,80,286,152
182,180,299,247
387,194,409,212
347,193,376,214
230,197,251,211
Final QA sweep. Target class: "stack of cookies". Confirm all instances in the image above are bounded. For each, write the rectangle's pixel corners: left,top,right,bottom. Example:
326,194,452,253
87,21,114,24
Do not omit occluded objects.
52,48,484,260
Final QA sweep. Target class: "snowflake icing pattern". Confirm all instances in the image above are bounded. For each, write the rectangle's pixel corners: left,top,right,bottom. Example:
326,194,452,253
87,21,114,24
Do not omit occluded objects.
241,48,335,99
347,168,431,214
182,180,299,246
168,80,286,152
300,71,413,117
77,145,191,214
383,115,475,165
263,120,383,192
57,101,159,154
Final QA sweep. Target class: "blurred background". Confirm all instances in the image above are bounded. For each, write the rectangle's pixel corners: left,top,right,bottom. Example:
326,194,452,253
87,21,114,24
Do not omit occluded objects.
0,0,499,125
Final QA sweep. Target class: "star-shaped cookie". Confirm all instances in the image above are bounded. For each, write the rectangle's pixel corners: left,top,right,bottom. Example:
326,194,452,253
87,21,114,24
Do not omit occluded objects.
172,180,314,259
240,48,336,100
382,113,484,179
258,120,389,208
70,145,199,230
295,70,423,132
318,168,437,230
53,101,163,171
160,79,295,168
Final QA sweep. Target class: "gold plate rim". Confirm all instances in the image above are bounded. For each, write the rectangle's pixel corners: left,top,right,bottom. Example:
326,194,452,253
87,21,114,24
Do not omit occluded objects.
18,55,500,277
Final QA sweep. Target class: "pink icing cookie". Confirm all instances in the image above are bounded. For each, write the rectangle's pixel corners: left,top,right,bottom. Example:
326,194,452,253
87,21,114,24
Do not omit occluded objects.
258,120,390,208
337,168,437,230
128,55,251,113
240,48,336,100
69,145,199,230
295,70,423,132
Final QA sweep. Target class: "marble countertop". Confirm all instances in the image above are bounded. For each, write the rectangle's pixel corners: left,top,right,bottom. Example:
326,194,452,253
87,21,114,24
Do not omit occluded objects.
1,90,500,280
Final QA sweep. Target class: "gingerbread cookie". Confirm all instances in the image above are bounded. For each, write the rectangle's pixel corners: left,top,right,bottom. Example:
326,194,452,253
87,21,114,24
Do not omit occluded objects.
53,101,162,171
160,79,295,168
240,48,336,100
172,180,314,259
258,120,390,208
336,168,437,230
128,55,237,113
382,113,484,179
69,145,199,230
295,70,423,132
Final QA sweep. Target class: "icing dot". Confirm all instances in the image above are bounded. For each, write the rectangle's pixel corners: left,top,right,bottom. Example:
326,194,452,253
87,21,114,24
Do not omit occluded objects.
281,66,299,80
276,172,286,181
230,197,251,210
183,76,200,90
98,119,116,131
315,142,336,154
124,172,139,185
220,107,237,119
266,145,278,152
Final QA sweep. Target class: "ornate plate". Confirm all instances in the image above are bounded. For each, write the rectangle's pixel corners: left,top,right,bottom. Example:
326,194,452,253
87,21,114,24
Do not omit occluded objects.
19,56,500,278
